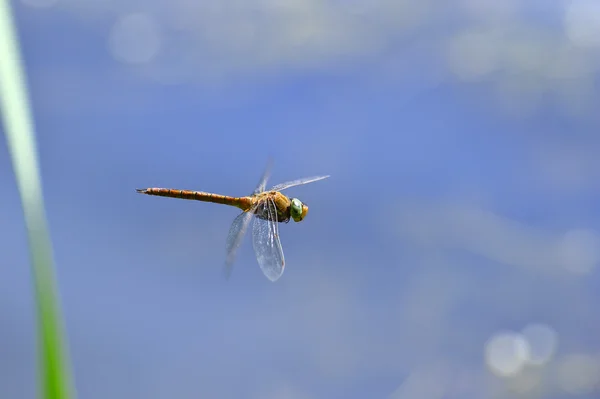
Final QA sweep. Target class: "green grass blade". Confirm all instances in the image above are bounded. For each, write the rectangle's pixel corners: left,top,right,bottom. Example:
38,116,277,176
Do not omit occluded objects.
0,1,75,398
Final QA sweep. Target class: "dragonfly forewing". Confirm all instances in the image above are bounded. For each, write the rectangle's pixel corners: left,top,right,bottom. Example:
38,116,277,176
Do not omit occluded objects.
252,199,285,282
253,158,274,195
224,210,255,279
269,175,330,192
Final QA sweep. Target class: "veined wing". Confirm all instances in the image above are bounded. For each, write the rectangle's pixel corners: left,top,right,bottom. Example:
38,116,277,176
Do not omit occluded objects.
224,210,255,279
269,175,330,192
252,198,285,282
253,158,274,195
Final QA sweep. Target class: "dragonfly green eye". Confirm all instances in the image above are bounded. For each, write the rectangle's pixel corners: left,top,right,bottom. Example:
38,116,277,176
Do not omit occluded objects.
290,198,307,222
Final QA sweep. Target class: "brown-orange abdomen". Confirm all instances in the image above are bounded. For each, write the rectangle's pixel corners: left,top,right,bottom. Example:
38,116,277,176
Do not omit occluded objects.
136,187,251,210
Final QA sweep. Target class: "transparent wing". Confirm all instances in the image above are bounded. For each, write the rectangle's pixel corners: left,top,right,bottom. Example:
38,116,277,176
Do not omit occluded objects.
224,210,255,279
252,199,285,282
253,158,274,195
269,175,330,192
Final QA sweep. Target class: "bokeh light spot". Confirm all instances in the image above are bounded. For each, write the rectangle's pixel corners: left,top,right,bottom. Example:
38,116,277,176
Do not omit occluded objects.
485,331,530,377
521,323,558,366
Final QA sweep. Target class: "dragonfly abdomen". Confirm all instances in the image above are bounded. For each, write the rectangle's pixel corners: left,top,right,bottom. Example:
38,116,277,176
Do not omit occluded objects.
136,188,251,209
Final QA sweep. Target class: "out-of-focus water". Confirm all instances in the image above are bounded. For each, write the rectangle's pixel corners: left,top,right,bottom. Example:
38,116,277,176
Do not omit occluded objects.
2,1,600,398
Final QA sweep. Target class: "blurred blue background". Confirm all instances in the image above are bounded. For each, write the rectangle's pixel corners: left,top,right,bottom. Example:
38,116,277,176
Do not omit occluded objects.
2,0,600,398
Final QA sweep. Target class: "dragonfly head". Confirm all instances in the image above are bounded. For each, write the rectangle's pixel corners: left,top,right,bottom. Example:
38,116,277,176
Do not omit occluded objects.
290,198,308,222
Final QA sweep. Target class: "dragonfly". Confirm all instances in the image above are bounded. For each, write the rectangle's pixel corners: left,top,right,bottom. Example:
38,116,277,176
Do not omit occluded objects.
136,161,329,282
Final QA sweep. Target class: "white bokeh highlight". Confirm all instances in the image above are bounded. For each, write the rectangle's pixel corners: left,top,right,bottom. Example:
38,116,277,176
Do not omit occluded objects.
521,323,558,366
485,331,530,377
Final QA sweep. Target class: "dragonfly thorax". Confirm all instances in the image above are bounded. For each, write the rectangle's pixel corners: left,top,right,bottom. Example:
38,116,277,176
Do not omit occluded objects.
252,191,293,223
